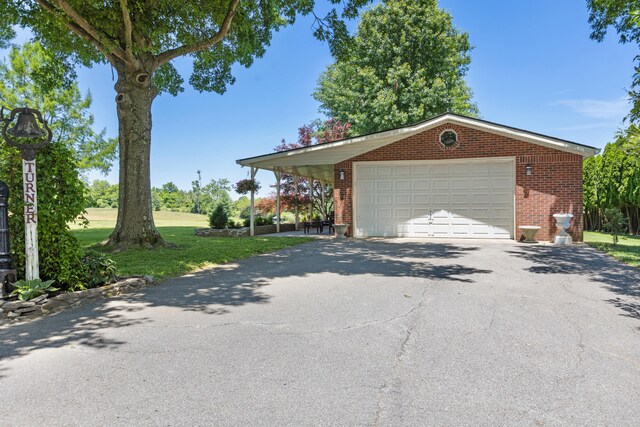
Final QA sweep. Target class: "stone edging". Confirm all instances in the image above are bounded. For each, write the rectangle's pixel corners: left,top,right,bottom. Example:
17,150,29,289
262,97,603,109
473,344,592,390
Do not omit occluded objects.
195,223,297,237
0,275,155,327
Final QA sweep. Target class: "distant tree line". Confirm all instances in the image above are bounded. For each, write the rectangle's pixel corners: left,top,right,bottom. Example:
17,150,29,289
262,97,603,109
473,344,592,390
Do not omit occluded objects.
86,171,246,217
583,126,640,234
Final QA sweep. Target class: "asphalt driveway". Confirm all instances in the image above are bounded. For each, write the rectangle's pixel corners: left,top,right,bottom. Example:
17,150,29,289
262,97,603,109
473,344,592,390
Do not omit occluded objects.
1,239,639,426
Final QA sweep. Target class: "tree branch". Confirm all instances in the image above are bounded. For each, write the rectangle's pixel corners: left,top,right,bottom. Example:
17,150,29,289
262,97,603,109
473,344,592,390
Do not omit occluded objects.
155,0,240,66
36,0,122,65
119,0,134,61
47,0,129,63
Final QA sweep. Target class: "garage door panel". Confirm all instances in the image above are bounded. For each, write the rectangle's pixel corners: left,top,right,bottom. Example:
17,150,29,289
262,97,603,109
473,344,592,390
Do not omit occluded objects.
376,180,393,191
432,194,450,204
395,180,411,191
413,180,431,190
394,194,411,205
376,195,393,205
358,166,375,178
394,166,412,176
359,181,375,192
359,209,375,220
395,208,411,219
376,167,393,177
492,193,513,204
413,194,431,205
376,222,395,236
451,179,471,190
355,159,514,239
491,163,513,176
412,166,431,177
376,208,393,219
358,194,375,205
472,179,491,190
432,165,450,175
451,194,471,205
432,179,449,191
491,177,512,189
464,163,491,176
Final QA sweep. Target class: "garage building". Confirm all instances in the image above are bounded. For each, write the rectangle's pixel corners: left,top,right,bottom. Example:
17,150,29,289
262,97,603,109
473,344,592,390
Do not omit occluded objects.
237,113,599,242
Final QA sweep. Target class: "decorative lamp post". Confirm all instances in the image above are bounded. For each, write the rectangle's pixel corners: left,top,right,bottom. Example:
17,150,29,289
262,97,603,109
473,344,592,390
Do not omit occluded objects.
0,180,16,297
1,107,52,280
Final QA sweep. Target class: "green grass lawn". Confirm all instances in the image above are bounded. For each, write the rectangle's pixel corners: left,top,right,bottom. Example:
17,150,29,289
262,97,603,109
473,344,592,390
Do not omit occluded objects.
70,208,209,229
71,210,312,280
584,231,640,268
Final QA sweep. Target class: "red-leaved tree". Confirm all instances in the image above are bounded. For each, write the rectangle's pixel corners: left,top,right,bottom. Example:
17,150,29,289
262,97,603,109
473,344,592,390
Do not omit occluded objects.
274,119,351,219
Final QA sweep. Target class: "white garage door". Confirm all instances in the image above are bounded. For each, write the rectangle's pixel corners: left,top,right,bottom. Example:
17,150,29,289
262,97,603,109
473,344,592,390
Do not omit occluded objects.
354,158,515,239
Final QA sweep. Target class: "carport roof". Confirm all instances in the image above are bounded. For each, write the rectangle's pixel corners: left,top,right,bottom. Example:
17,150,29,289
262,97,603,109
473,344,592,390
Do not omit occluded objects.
236,112,600,183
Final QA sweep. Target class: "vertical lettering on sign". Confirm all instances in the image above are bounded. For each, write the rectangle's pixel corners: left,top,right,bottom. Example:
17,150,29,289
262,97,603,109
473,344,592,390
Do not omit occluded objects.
22,159,39,280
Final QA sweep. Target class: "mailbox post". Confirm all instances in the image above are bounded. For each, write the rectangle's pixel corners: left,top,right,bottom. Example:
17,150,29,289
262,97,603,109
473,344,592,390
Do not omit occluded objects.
1,107,52,281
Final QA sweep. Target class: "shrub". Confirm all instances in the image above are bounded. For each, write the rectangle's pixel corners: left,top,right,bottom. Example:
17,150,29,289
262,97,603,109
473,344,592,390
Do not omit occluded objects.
242,215,272,227
228,219,243,229
209,203,230,229
604,208,628,245
0,142,87,291
73,251,118,290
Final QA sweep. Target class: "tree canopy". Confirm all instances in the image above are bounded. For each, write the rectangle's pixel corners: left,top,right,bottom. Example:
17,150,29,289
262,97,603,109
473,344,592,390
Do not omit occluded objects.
583,126,640,234
313,0,477,135
1,1,370,95
1,0,372,249
0,42,117,173
588,0,640,122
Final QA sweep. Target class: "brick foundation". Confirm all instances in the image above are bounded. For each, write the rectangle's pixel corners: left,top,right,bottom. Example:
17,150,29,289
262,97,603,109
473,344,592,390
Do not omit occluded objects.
333,123,584,242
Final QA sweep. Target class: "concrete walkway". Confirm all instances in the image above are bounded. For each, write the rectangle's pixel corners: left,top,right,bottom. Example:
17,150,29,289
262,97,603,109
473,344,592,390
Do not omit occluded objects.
1,239,639,425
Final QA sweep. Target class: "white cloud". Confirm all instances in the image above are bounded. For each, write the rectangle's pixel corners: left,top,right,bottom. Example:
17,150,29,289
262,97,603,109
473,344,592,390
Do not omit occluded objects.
552,97,629,119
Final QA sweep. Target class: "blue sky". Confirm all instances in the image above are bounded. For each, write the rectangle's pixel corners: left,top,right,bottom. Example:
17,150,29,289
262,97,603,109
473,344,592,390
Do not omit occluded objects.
10,1,639,197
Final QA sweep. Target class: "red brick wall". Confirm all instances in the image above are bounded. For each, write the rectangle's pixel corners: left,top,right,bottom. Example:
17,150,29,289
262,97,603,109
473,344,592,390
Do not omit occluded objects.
333,123,584,242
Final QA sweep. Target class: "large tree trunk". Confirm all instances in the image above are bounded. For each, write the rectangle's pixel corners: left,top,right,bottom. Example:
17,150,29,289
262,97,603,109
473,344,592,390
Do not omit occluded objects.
107,66,165,250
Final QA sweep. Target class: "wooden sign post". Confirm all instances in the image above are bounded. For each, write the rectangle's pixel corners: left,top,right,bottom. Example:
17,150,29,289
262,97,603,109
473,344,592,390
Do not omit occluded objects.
22,159,39,279
1,107,52,280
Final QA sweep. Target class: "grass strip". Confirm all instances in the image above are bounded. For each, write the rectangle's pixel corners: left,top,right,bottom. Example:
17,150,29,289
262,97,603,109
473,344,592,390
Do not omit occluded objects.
72,226,313,280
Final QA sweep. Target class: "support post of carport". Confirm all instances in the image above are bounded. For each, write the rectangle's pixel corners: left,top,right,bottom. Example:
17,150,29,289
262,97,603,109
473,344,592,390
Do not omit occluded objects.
274,170,281,233
294,175,299,230
250,167,257,236
320,180,325,219
309,177,314,221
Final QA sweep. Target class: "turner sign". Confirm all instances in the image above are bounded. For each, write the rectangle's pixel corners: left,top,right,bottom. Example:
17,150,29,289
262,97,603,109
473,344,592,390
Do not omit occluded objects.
23,160,37,224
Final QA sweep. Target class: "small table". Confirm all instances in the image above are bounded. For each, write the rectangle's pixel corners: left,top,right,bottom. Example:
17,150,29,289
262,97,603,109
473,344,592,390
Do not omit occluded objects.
519,226,541,243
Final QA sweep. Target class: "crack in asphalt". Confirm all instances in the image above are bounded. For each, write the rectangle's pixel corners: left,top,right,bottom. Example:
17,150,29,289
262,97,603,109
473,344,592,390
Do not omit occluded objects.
371,283,431,427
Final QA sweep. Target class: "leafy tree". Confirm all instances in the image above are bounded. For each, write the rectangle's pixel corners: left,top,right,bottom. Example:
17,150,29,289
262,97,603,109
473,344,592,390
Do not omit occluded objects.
0,42,117,173
274,118,349,219
191,170,204,214
1,0,372,249
255,196,276,216
588,0,640,122
603,208,628,245
583,131,640,234
86,180,119,208
233,196,251,219
314,0,477,135
153,182,191,212
201,178,232,214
